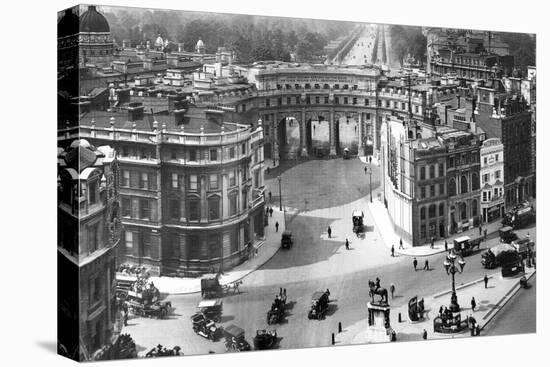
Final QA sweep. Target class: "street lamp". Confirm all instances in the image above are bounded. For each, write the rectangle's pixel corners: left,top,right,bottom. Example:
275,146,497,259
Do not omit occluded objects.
443,250,466,313
277,175,282,211
366,165,373,203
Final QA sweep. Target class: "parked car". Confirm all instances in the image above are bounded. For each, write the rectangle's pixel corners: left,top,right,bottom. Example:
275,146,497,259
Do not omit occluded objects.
281,230,293,249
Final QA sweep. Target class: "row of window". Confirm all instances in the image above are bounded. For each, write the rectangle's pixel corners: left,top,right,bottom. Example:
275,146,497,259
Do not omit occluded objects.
481,170,501,183
275,83,358,91
482,187,504,202
419,164,445,181
448,173,480,196
419,202,446,220
168,144,248,162
419,183,445,199
448,151,479,168
264,96,421,112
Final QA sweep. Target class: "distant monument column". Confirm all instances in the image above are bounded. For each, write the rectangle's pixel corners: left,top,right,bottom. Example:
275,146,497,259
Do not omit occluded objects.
300,108,308,157
329,108,337,157
358,112,364,155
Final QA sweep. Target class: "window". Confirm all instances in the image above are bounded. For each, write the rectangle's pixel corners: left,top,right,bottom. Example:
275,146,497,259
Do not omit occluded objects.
170,199,180,220
461,175,468,194
484,157,488,165
483,191,487,202
141,231,151,258
335,97,339,104
402,102,406,110
471,152,477,163
140,199,150,220
385,100,390,108
420,207,426,220
429,204,436,218
277,98,282,106
287,97,291,105
472,173,479,190
366,113,371,120
315,96,320,104
325,96,329,104
139,172,149,189
171,173,179,189
229,147,235,159
429,165,435,179
188,199,200,221
229,171,236,186
364,99,369,106
209,174,219,190
208,197,220,220
449,156,455,168
189,175,198,191
344,97,348,104
495,154,499,162
439,183,444,196
125,231,133,248
483,173,490,183
91,276,101,304
353,97,357,105
88,223,98,253
495,170,501,179
242,144,246,155
171,149,177,160
229,193,237,216
472,199,478,217
121,198,131,217
189,149,197,161
460,202,467,220
420,186,426,198
420,167,426,180
449,178,456,196
210,149,218,161
306,97,310,104
430,185,435,197
88,180,98,205
266,98,270,107
439,203,445,216
439,164,444,177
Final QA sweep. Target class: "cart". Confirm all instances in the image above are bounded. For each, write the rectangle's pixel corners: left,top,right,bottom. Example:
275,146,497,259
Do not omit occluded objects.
190,312,223,341
253,329,278,350
308,290,330,320
499,226,518,244
201,274,222,298
267,292,286,324
224,325,251,352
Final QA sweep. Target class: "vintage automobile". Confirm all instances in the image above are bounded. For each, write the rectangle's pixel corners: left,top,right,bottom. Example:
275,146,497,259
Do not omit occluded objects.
499,226,518,244
408,296,425,322
201,274,222,298
352,210,364,234
224,325,251,352
191,312,223,341
308,290,330,320
502,204,535,229
281,230,293,249
267,291,287,324
253,329,278,350
453,236,482,257
125,288,172,319
197,299,223,322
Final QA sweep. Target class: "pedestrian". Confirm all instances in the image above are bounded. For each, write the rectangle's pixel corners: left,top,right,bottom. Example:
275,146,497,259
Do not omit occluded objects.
327,226,332,238
269,191,272,203
484,228,487,239
471,296,476,311
439,306,443,317
430,237,434,249
399,238,404,250
269,207,273,217
390,283,395,299
124,312,128,326
484,274,489,288
266,207,269,216
391,245,395,257
423,259,430,270
255,248,258,257
479,225,482,236
364,166,367,174
345,238,350,250
413,257,418,271
444,240,448,252
275,221,279,232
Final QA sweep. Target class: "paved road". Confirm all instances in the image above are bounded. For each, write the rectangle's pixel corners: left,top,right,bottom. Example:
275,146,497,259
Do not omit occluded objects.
123,158,536,356
483,275,536,336
340,24,378,65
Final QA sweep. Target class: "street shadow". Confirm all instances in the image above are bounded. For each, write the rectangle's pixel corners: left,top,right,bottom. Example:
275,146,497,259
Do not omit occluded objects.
325,303,339,317
220,315,235,323
285,300,296,310
363,225,375,233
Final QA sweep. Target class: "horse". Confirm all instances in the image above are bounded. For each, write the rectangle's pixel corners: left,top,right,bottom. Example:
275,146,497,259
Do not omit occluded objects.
225,280,243,294
368,280,388,304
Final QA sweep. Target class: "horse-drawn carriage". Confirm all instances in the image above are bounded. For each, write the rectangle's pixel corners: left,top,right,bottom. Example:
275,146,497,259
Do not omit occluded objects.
253,330,278,350
190,312,223,341
453,236,482,257
200,274,242,299
197,299,223,322
144,344,181,358
224,325,251,352
125,287,172,319
308,290,330,320
267,290,286,324
408,296,425,322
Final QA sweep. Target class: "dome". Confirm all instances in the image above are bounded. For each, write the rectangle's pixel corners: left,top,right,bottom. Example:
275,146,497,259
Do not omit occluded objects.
79,5,110,33
154,35,164,47
196,39,204,48
70,139,91,149
58,8,79,38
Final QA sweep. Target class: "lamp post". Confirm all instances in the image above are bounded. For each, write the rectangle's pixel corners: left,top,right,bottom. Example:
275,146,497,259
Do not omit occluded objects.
443,250,466,313
366,165,373,203
277,175,282,211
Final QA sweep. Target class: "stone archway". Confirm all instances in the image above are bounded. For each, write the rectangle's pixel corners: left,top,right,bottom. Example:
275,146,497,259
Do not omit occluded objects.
335,111,360,155
306,111,330,157
276,111,303,159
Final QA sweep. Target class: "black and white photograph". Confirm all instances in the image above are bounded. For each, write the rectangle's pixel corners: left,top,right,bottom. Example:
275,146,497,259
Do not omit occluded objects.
51,0,541,364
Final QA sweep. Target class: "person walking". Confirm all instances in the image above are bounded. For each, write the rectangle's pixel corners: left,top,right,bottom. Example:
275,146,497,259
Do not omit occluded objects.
275,221,279,232
269,191,272,203
413,257,418,271
390,283,395,299
430,237,435,249
399,238,404,250
444,240,448,252
327,226,332,238
345,238,350,250
423,259,430,271
391,245,395,257
269,207,273,217
266,207,269,216
484,274,489,288
484,228,487,239
479,225,482,236
438,306,444,317
364,166,367,175
471,296,477,311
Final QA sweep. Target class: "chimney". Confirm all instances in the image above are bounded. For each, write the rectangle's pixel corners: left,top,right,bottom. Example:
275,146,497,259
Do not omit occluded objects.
457,95,461,109
127,102,144,122
444,105,449,125
173,100,188,125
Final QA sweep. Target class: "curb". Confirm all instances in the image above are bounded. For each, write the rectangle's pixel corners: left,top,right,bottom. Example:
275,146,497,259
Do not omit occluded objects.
479,270,536,331
433,275,495,298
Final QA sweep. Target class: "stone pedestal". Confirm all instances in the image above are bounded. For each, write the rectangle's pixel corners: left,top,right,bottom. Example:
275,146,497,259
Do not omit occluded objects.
366,302,392,343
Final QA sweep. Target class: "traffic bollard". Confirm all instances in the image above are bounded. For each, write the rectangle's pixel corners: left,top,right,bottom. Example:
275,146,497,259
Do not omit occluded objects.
422,329,427,340
338,322,342,333
331,333,335,345
398,313,402,323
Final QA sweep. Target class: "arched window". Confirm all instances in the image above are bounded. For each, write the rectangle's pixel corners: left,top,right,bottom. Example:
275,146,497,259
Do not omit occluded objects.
420,167,426,180
420,207,426,220
439,164,444,177
472,173,479,190
460,202,467,220
429,165,435,179
429,204,436,218
472,199,478,217
461,175,468,194
439,203,445,217
449,178,456,196
208,196,220,220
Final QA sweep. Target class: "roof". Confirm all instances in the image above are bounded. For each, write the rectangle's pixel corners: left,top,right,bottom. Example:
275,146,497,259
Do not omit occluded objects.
198,299,222,308
58,8,79,38
454,236,471,243
80,5,110,33
312,291,326,300
224,325,244,337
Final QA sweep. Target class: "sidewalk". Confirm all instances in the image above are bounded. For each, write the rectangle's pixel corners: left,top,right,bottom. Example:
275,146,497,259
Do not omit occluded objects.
367,192,502,257
150,208,286,295
336,267,536,345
